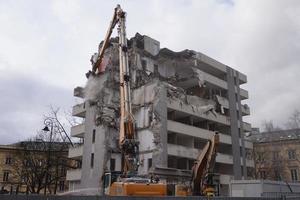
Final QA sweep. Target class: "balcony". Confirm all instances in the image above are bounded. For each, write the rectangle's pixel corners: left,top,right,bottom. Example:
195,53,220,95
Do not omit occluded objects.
167,144,233,165
66,169,81,181
241,104,250,116
168,143,199,159
72,103,86,118
167,98,230,126
201,70,228,90
238,72,247,85
167,144,254,167
216,95,229,109
243,122,252,132
68,145,83,159
167,120,232,145
196,52,227,74
71,123,85,138
175,69,228,91
239,88,249,100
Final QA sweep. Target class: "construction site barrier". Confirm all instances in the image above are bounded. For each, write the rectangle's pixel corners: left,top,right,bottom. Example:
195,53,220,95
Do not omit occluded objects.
0,195,298,200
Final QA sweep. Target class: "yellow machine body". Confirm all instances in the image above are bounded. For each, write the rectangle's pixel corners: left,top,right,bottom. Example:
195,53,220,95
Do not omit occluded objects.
109,182,167,196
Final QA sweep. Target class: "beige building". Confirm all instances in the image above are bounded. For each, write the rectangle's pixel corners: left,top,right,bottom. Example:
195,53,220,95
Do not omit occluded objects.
250,129,300,182
0,142,70,194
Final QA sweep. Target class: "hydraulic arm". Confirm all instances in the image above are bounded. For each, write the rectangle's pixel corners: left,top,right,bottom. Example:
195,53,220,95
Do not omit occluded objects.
91,5,138,176
191,132,219,196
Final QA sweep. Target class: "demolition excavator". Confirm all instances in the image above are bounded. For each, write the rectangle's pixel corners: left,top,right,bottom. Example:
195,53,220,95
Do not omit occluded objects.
90,4,220,197
191,132,220,196
90,5,166,196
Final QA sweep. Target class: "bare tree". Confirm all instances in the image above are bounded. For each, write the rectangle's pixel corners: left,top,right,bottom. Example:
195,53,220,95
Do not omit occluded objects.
11,107,76,194
261,120,281,132
285,109,300,129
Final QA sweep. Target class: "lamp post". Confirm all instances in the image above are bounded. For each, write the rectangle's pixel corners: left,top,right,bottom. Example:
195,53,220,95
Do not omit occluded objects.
42,118,53,195
41,117,73,195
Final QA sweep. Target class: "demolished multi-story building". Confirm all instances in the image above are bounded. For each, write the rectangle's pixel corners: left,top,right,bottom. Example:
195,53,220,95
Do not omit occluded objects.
66,33,254,195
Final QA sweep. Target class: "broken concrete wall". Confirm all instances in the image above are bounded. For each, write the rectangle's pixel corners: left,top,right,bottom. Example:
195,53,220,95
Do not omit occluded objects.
78,33,233,191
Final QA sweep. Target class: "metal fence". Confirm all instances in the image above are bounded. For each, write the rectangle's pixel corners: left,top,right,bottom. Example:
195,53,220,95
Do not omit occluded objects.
262,192,300,198
0,196,297,200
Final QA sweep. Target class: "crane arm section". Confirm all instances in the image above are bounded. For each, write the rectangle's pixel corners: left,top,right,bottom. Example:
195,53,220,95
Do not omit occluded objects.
191,132,219,194
92,7,118,74
91,5,138,176
116,5,139,176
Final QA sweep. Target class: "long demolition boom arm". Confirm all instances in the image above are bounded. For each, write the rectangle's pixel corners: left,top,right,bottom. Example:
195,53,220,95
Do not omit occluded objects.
91,5,138,176
191,132,219,194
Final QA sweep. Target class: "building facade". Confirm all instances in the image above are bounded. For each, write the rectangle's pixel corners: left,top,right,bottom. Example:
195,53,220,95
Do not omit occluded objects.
67,33,253,195
250,129,300,182
0,142,69,194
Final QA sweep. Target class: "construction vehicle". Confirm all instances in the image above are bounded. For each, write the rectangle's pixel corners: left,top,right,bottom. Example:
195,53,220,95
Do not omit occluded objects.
190,132,220,196
90,4,219,197
90,4,166,196
172,132,219,197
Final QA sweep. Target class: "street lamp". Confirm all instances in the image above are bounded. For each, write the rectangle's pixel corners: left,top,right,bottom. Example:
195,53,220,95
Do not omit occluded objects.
42,126,50,132
42,120,53,195
41,117,73,195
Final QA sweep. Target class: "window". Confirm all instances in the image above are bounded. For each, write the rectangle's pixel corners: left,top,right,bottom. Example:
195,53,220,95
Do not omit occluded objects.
110,159,115,171
21,175,27,183
92,129,96,143
259,170,266,179
5,156,12,165
60,167,66,175
288,150,296,160
38,159,43,166
3,171,9,182
59,181,65,191
273,152,279,161
91,153,94,168
25,160,31,167
148,158,152,169
257,152,265,162
291,169,298,181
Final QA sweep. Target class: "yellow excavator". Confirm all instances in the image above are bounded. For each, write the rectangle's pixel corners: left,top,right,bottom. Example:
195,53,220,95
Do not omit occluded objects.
91,4,220,197
191,132,220,196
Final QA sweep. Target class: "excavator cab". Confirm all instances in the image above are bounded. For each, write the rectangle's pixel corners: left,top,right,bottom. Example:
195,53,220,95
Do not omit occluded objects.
103,171,122,195
202,172,220,196
103,171,167,196
103,173,111,195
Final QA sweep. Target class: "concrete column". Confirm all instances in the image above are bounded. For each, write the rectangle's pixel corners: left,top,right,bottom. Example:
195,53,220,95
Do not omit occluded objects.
236,72,247,179
226,67,242,179
152,82,168,168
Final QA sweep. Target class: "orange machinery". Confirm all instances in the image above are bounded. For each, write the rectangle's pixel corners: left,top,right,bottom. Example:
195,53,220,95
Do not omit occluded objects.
91,5,166,196
175,132,219,197
91,4,219,197
191,132,220,196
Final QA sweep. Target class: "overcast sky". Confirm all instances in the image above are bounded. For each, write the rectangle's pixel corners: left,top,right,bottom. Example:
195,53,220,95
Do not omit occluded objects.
1,0,300,144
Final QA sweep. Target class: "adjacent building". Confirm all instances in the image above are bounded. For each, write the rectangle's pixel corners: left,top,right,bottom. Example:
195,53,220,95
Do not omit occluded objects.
249,129,300,182
66,33,253,195
0,142,70,194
